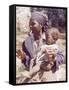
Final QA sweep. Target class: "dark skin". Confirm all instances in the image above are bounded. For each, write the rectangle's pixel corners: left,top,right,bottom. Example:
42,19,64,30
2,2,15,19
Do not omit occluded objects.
16,19,43,61
16,50,26,60
40,29,59,71
29,19,42,40
40,50,55,71
45,28,59,45
39,30,59,71
45,32,55,45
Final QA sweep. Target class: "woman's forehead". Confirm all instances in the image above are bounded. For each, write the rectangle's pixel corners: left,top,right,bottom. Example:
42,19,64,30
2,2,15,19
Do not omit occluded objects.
46,28,59,34
29,19,40,24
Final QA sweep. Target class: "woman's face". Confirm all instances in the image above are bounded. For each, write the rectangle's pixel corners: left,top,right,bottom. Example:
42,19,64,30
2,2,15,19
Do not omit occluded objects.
29,19,42,40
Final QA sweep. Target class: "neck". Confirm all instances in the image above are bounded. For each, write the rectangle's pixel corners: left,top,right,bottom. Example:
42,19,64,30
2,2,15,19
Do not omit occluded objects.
46,41,56,45
34,35,40,41
33,30,42,41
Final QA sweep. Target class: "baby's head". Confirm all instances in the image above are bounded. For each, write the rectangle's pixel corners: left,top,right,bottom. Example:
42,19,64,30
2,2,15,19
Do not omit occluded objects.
45,27,60,45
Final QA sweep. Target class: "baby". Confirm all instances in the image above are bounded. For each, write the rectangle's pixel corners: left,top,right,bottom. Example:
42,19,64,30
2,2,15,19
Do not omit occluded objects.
36,27,64,71
29,28,64,77
16,28,64,80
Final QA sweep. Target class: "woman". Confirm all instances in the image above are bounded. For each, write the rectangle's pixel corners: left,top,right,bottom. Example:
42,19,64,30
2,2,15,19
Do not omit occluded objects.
22,11,48,70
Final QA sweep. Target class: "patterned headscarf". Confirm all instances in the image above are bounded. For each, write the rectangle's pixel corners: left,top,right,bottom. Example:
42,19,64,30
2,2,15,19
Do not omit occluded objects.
31,11,48,31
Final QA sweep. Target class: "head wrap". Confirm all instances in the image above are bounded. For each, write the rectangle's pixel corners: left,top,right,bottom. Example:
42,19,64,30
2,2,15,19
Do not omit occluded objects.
31,11,48,31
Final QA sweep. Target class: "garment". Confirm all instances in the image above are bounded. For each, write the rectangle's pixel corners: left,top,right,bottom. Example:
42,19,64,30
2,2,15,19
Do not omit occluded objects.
16,57,26,76
22,32,43,69
36,44,64,72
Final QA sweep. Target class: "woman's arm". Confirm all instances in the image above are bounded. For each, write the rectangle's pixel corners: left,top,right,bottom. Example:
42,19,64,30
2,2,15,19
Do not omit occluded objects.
16,49,26,60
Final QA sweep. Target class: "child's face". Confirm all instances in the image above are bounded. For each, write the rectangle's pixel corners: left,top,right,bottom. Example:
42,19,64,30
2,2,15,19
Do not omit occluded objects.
45,29,59,44
45,33,55,45
51,31,59,40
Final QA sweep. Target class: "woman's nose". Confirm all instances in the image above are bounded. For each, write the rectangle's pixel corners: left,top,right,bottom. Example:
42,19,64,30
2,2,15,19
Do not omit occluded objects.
30,25,32,28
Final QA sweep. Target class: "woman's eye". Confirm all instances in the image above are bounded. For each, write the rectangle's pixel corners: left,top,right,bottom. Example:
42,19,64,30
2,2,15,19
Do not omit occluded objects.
30,24,34,27
32,22,35,26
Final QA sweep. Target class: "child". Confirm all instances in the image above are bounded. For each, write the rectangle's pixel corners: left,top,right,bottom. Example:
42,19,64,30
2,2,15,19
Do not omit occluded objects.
36,27,64,72
29,28,64,77
16,28,64,82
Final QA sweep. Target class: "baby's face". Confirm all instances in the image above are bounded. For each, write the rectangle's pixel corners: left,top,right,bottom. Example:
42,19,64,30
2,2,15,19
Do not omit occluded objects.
45,30,59,45
45,33,55,45
51,31,59,40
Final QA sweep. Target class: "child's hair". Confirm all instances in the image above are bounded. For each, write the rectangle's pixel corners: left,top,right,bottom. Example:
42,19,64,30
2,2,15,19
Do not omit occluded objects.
45,27,60,44
47,27,60,40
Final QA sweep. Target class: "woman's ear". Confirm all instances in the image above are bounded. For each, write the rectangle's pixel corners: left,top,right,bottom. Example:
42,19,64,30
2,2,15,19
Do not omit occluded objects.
39,24,43,29
39,25,44,34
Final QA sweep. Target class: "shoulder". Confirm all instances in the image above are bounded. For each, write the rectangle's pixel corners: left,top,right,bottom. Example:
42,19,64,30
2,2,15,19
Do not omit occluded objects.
41,45,47,49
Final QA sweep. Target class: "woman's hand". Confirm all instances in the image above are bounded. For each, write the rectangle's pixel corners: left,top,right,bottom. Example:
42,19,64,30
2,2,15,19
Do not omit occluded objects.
16,49,26,60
